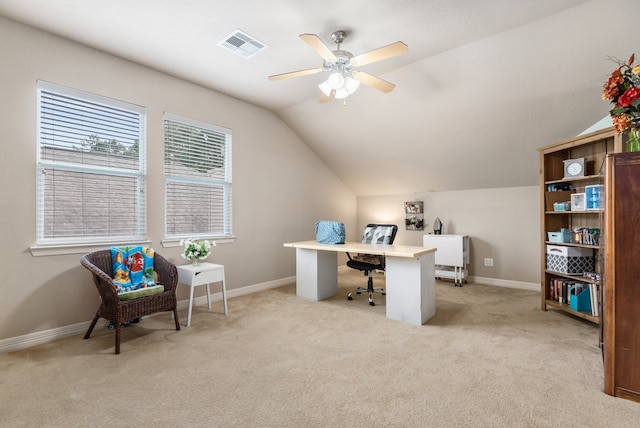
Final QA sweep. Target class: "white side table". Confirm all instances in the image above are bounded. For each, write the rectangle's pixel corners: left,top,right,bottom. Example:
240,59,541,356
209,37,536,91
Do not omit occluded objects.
176,263,228,327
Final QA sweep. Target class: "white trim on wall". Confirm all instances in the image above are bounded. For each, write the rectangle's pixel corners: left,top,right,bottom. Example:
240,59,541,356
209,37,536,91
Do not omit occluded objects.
0,276,294,354
0,273,537,354
469,276,539,292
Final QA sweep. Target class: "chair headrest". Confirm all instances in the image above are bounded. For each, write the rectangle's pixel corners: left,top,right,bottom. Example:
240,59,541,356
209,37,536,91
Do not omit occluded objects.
361,224,398,244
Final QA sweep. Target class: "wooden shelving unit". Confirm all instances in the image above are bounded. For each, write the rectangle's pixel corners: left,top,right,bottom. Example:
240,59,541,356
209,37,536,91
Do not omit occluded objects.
538,127,622,324
540,127,640,403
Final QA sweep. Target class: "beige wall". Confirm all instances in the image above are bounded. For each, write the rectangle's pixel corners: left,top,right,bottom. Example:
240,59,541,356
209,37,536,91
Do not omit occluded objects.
0,17,356,341
0,16,541,344
356,187,540,284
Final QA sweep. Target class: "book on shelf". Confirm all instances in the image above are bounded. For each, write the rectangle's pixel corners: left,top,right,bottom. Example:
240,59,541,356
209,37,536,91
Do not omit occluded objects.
583,271,600,281
549,278,598,316
571,227,600,245
589,283,600,317
550,278,582,304
547,183,574,191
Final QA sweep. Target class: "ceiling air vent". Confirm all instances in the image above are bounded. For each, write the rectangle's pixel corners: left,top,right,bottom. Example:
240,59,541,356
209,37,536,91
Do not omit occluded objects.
218,30,267,59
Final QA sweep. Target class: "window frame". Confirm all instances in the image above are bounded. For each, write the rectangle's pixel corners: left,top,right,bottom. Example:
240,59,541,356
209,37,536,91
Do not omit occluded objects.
33,81,147,253
163,112,233,243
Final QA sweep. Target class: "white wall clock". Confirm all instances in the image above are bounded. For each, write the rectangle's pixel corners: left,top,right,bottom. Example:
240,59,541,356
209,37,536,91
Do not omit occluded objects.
563,158,586,179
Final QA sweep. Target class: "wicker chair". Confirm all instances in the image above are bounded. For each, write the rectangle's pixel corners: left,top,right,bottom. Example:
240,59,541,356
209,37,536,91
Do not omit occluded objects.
80,249,181,354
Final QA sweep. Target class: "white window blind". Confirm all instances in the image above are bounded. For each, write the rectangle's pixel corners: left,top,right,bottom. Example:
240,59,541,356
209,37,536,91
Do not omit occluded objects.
164,113,232,239
36,81,147,245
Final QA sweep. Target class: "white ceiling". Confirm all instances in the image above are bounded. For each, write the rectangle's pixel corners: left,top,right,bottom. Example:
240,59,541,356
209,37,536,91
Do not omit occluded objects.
1,0,639,195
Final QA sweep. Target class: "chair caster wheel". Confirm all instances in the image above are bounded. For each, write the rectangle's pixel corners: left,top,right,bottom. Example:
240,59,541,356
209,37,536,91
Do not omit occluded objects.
369,301,375,306
356,291,362,294
347,295,353,300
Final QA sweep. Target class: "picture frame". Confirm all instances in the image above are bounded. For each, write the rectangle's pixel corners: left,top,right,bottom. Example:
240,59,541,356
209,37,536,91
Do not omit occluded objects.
404,201,423,214
404,201,424,230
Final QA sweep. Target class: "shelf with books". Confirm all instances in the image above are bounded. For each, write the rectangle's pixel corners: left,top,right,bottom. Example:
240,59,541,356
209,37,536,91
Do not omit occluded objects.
545,272,600,322
538,127,620,325
543,299,599,323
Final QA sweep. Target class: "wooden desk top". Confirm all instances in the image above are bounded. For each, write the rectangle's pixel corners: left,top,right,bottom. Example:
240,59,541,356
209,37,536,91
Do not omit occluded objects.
283,240,436,258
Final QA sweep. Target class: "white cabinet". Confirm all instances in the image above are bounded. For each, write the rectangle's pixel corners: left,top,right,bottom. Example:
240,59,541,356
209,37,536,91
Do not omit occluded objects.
423,234,470,286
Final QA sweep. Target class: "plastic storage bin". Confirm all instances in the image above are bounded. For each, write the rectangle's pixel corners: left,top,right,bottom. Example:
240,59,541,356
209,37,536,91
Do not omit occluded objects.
585,185,604,210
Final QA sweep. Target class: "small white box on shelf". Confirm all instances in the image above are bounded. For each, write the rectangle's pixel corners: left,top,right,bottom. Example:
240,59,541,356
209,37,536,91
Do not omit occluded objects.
571,193,586,211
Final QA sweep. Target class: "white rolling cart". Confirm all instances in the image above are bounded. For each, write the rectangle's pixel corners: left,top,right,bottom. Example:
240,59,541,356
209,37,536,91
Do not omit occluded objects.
423,234,469,286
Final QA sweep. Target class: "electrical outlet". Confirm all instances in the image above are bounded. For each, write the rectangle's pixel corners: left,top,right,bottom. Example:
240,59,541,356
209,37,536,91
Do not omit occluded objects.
484,258,494,267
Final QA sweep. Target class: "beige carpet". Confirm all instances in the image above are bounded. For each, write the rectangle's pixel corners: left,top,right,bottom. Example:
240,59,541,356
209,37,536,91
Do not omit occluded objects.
1,270,639,427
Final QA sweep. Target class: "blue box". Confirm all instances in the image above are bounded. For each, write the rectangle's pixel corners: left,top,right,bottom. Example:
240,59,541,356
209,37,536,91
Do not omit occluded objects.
569,285,592,312
547,231,572,243
585,185,603,210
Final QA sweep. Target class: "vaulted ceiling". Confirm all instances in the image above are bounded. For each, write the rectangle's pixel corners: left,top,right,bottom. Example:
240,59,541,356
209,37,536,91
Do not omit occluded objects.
1,0,638,195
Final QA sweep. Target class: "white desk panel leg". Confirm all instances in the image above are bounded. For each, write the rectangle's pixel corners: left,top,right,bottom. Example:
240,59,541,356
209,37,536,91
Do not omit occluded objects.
385,252,436,325
296,248,338,301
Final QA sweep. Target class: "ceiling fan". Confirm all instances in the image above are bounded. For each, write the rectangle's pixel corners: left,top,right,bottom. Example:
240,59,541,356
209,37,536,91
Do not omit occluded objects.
268,31,408,103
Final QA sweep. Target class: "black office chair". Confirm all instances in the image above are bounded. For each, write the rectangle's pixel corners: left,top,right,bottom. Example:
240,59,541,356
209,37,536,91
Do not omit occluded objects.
346,224,398,306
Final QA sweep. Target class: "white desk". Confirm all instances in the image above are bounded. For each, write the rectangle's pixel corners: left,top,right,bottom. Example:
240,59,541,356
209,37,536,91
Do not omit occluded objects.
283,241,437,325
177,263,228,327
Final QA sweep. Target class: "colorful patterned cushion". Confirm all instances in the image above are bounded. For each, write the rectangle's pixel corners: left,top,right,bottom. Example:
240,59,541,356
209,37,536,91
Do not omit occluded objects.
111,246,132,289
111,246,156,294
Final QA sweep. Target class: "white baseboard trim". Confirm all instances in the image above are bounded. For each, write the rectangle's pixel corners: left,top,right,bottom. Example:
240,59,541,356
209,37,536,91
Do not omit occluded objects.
178,275,295,310
1,274,537,353
0,319,109,354
0,276,296,355
469,276,539,292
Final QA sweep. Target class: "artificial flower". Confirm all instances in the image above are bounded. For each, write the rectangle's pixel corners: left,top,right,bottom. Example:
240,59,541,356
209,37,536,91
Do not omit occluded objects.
603,53,640,133
179,238,215,261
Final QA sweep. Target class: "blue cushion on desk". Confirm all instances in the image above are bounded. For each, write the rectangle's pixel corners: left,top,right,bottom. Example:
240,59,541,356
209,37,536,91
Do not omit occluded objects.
315,221,345,244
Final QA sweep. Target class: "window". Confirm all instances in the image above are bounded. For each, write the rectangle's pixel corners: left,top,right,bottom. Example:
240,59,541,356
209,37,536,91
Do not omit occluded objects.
36,81,146,245
164,113,232,239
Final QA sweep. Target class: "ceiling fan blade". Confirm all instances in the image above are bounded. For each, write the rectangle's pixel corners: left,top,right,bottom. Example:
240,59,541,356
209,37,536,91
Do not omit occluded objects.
300,33,336,61
352,41,408,66
268,68,322,81
353,71,396,93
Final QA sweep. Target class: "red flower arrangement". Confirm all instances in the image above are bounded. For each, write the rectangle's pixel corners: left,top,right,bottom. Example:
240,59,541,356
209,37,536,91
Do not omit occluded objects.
603,53,640,133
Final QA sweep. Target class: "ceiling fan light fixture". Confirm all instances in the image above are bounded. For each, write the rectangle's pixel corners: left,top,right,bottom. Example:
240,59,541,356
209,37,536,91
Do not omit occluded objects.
319,73,360,99
344,77,360,93
318,80,332,97
333,87,349,99
327,72,345,89
334,78,360,99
